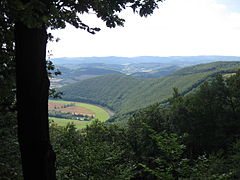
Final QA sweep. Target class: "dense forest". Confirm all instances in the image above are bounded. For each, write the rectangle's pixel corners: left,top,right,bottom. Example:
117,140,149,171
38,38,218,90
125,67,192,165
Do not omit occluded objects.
2,69,240,179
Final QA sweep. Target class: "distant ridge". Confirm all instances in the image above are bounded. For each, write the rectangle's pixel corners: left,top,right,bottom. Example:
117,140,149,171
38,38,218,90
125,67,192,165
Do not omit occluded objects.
51,67,123,88
51,56,240,65
131,65,180,79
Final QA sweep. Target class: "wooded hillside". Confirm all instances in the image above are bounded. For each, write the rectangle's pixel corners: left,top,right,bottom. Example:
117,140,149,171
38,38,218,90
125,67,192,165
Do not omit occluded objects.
60,61,240,113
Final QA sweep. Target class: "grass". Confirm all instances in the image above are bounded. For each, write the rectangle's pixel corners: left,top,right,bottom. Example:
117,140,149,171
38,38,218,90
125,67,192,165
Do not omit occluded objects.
49,100,110,129
49,117,89,129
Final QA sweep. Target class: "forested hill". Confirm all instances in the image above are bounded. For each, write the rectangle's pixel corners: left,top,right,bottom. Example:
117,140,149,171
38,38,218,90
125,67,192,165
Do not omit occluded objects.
60,61,240,113
51,67,122,87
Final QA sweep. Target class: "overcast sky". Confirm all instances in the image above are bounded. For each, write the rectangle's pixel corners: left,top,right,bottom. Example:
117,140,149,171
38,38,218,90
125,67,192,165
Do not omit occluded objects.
47,0,240,58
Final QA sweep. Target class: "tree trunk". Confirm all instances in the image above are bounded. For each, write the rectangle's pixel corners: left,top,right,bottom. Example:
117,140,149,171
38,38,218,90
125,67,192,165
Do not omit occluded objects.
15,21,56,179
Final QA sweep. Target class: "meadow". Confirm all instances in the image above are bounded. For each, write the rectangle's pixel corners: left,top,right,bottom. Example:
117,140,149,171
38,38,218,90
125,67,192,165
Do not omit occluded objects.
49,100,110,129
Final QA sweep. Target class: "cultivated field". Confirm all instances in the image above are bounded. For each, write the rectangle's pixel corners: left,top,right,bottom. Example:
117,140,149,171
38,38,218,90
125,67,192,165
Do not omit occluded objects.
49,102,95,117
49,100,110,129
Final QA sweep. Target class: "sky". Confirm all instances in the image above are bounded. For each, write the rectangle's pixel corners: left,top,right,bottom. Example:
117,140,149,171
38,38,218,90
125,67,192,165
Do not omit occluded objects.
47,0,240,58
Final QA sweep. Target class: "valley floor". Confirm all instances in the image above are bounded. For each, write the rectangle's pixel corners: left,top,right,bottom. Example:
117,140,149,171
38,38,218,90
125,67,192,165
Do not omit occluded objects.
49,100,110,129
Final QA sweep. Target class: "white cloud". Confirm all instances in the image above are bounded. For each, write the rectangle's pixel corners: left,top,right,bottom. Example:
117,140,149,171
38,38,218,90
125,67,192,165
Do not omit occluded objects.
47,0,240,58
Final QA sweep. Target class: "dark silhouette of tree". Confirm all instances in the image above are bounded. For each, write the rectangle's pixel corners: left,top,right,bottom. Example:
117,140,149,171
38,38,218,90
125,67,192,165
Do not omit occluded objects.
1,0,164,179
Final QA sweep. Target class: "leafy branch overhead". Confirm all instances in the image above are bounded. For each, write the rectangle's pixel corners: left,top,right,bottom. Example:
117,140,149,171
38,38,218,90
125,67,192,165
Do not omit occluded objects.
8,0,165,32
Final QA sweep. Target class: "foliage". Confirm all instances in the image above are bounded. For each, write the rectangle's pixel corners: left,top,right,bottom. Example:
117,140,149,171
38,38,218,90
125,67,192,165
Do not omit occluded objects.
0,112,22,179
50,119,193,180
169,71,240,156
139,132,190,180
7,0,165,31
50,121,133,180
0,0,16,119
126,105,190,179
0,2,21,178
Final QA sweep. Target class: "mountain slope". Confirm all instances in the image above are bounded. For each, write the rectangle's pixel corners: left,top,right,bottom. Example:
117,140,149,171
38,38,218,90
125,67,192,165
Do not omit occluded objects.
51,67,122,87
60,61,240,113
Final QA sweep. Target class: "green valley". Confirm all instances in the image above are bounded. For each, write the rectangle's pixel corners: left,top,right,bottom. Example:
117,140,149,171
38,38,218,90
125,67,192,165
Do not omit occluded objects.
59,61,240,114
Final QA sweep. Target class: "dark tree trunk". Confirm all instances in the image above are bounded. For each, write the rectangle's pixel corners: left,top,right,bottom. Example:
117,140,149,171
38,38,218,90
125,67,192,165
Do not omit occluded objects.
15,22,56,179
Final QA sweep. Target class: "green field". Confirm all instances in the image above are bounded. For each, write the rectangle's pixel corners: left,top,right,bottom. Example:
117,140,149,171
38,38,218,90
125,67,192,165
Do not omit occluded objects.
49,100,110,129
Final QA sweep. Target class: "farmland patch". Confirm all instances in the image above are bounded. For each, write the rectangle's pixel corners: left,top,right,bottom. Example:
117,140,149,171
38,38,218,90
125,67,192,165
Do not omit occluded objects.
49,100,110,129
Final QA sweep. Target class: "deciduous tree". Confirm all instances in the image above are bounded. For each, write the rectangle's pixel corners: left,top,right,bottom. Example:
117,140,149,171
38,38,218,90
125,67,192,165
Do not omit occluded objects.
2,0,164,179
